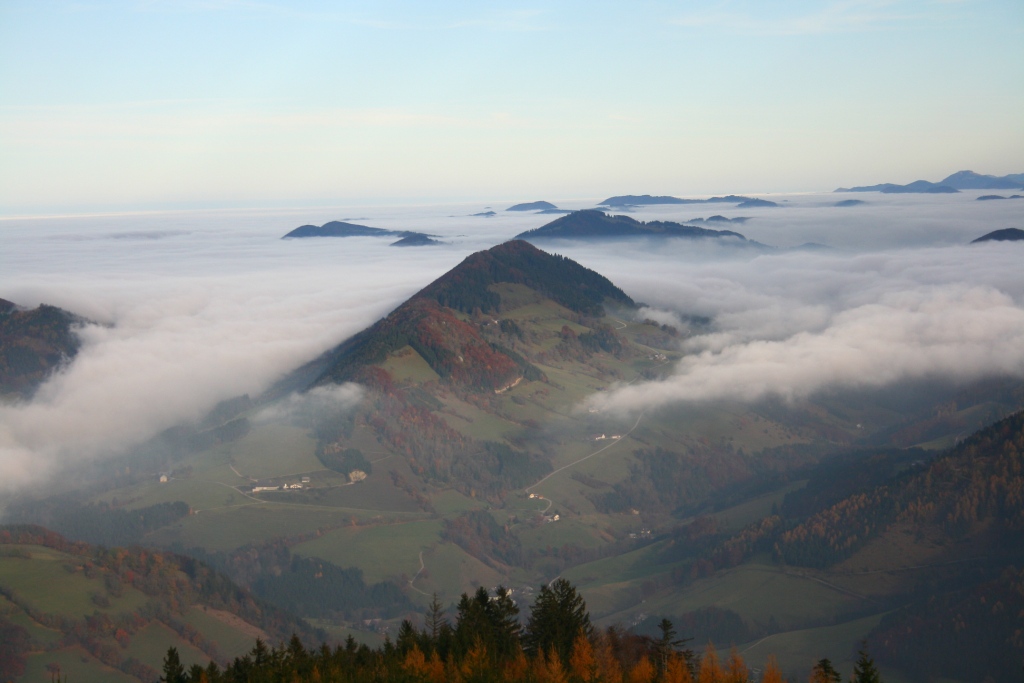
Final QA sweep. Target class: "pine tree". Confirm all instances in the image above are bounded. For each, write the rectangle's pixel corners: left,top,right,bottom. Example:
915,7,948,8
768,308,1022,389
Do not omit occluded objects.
425,592,448,642
851,642,882,683
654,618,694,675
487,585,521,662
523,578,592,663
810,658,842,683
397,619,418,654
160,647,186,683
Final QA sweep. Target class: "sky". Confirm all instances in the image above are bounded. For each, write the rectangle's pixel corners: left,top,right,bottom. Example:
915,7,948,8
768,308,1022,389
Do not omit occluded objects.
1,0,1022,213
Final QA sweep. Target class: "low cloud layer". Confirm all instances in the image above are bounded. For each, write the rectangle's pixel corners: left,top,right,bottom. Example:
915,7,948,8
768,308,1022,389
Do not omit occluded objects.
255,384,365,426
585,243,1024,414
0,193,1021,492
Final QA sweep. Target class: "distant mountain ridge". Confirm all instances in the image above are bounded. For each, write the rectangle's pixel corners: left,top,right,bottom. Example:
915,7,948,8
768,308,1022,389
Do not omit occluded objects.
836,169,1024,194
971,228,1024,243
507,201,557,211
836,180,959,194
514,209,759,243
598,194,765,206
281,220,438,246
940,170,1024,189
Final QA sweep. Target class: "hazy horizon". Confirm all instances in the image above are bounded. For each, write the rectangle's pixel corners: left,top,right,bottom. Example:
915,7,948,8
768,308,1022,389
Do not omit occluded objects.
2,1,1023,214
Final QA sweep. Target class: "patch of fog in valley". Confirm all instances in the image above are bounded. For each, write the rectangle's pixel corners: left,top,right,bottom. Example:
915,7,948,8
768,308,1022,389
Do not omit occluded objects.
0,190,1021,491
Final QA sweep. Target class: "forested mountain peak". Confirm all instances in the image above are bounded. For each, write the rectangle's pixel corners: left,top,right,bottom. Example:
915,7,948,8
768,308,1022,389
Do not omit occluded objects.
414,239,635,316
515,210,749,243
0,299,86,396
316,241,634,391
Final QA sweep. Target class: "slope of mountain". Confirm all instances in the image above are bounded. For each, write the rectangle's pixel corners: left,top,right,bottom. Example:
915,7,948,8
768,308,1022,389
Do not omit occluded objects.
0,300,84,397
506,201,557,211
834,199,866,206
10,242,1024,681
940,170,1024,190
971,227,1024,243
0,525,319,681
514,210,753,242
781,410,1024,680
315,240,635,391
835,180,959,193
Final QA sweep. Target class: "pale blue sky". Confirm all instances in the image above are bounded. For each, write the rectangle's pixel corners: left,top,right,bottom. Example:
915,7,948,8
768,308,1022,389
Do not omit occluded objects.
1,0,1022,213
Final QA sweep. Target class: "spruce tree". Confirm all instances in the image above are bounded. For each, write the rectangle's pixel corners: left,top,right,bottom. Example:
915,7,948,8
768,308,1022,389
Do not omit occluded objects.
655,618,694,674
523,578,591,663
852,642,882,683
425,592,448,642
811,658,842,683
160,647,186,683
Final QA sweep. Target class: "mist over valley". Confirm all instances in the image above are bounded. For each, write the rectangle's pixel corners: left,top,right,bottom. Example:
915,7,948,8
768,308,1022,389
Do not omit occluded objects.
2,186,1024,681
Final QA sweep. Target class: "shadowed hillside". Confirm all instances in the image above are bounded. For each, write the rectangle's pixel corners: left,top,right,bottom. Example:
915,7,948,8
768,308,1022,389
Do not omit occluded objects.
0,300,85,396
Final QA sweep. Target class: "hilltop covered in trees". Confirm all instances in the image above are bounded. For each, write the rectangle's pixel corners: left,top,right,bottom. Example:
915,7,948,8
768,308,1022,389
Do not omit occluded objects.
0,299,85,396
514,211,752,244
155,579,883,683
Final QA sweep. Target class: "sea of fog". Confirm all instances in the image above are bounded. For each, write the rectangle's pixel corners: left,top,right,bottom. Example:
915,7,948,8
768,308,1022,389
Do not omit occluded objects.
1,191,1023,490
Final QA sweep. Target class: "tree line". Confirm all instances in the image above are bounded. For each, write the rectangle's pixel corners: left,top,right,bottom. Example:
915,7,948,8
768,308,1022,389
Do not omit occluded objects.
158,579,885,683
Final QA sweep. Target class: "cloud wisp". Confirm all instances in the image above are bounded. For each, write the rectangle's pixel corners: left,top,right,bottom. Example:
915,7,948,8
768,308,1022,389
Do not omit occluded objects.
1,196,1021,492
586,243,1024,415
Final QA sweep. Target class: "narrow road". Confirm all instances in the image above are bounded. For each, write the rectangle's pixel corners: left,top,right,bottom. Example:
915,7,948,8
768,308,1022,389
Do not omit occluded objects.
522,355,670,497
780,568,883,606
408,551,431,597
525,411,644,493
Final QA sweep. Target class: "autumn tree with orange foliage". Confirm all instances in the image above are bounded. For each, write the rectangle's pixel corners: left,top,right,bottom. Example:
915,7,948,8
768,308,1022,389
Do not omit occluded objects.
698,642,724,683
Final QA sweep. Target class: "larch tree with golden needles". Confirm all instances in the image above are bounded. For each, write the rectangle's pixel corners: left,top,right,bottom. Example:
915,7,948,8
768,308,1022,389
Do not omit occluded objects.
664,652,695,683
760,655,784,683
698,643,724,683
725,648,748,683
627,656,656,683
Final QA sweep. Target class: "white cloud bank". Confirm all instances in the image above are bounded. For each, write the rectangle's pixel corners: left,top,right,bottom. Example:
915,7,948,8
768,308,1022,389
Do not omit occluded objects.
586,243,1024,415
255,383,365,425
1,196,1021,491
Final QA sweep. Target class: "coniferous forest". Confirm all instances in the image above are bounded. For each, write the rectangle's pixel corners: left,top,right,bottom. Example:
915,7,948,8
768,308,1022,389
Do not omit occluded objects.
154,579,886,683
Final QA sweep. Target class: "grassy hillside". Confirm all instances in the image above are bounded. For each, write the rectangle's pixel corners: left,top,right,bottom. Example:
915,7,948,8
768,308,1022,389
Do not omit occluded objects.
0,527,317,682
7,244,1024,681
